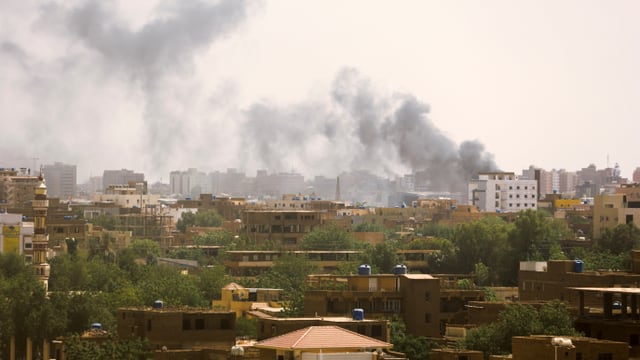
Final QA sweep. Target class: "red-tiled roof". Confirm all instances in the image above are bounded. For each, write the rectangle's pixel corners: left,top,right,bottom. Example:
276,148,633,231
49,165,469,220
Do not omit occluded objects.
254,326,392,350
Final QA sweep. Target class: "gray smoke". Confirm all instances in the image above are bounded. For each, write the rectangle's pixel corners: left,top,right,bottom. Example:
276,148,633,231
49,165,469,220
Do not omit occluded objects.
65,0,248,170
0,0,250,176
2,1,497,191
243,68,498,192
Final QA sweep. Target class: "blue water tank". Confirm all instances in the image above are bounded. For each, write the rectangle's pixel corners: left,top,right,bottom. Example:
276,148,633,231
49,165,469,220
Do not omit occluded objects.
91,323,102,330
352,308,364,320
153,300,164,309
393,264,408,275
574,259,584,273
358,264,372,275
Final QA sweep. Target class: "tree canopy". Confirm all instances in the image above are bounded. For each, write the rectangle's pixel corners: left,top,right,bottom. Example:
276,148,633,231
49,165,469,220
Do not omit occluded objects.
300,226,359,251
460,301,580,358
175,210,223,233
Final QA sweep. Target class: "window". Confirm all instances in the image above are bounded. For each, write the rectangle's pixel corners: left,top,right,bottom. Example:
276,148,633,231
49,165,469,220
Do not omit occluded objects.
183,319,191,330
147,319,152,331
195,318,205,330
24,243,32,249
424,291,430,301
372,325,382,337
221,318,231,329
424,313,431,323
597,354,612,360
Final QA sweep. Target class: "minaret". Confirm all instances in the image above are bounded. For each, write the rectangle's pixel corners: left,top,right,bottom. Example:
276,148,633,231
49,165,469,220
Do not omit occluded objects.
335,176,341,201
32,168,50,290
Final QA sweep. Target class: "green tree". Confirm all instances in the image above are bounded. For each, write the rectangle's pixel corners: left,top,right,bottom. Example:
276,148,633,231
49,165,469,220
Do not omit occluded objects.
137,265,206,307
194,266,230,301
598,223,640,255
176,210,223,233
402,236,457,273
453,217,511,278
64,335,150,360
87,214,116,231
390,316,437,360
461,301,580,358
257,254,319,316
359,241,400,274
300,226,359,251
352,222,385,232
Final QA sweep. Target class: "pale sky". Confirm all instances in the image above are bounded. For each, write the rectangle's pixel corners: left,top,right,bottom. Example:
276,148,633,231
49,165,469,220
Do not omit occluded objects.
2,0,639,182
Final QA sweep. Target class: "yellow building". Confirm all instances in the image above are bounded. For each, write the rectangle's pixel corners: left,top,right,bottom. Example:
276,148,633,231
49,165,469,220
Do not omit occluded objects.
593,192,640,239
212,283,283,318
554,198,582,209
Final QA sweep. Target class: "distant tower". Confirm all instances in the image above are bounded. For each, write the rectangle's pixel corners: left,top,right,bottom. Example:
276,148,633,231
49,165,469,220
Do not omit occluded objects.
335,176,341,201
32,168,50,290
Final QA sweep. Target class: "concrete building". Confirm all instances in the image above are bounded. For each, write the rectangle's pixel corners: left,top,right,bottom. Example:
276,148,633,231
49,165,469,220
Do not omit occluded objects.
518,257,640,310
169,168,210,198
117,305,236,351
223,250,362,276
0,168,41,208
303,271,484,338
511,335,628,360
212,283,283,317
634,168,640,183
42,162,76,199
468,172,537,213
0,213,34,260
592,183,640,239
241,209,351,249
102,169,144,191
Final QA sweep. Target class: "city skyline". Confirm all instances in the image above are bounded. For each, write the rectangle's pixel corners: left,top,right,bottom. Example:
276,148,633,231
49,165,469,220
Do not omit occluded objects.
2,0,639,182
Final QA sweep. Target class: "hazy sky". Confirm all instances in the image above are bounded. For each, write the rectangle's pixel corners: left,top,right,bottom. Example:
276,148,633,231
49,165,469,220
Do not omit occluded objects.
2,0,639,183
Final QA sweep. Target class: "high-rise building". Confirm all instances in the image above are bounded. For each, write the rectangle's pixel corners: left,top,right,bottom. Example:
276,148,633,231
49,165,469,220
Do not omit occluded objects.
43,162,76,199
633,167,640,183
169,168,210,198
102,169,144,190
468,172,538,212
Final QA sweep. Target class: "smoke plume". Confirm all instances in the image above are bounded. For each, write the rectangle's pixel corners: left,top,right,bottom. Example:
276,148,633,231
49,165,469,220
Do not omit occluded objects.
1,0,497,193
243,68,498,192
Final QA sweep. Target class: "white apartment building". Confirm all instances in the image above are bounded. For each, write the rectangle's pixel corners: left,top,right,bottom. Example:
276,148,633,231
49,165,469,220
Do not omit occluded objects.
468,172,538,212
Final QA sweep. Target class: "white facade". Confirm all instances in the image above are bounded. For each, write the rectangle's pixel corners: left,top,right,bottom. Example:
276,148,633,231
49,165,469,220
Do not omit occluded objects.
92,193,161,208
468,172,538,212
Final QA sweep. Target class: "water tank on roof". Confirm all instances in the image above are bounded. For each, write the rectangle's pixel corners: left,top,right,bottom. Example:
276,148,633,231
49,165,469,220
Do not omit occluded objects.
393,264,408,275
574,259,584,273
91,323,102,330
358,264,371,275
153,300,164,309
352,308,364,321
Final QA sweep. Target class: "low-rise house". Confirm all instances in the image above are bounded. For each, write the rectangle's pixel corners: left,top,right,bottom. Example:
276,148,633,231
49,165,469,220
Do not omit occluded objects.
117,304,235,352
253,325,397,360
